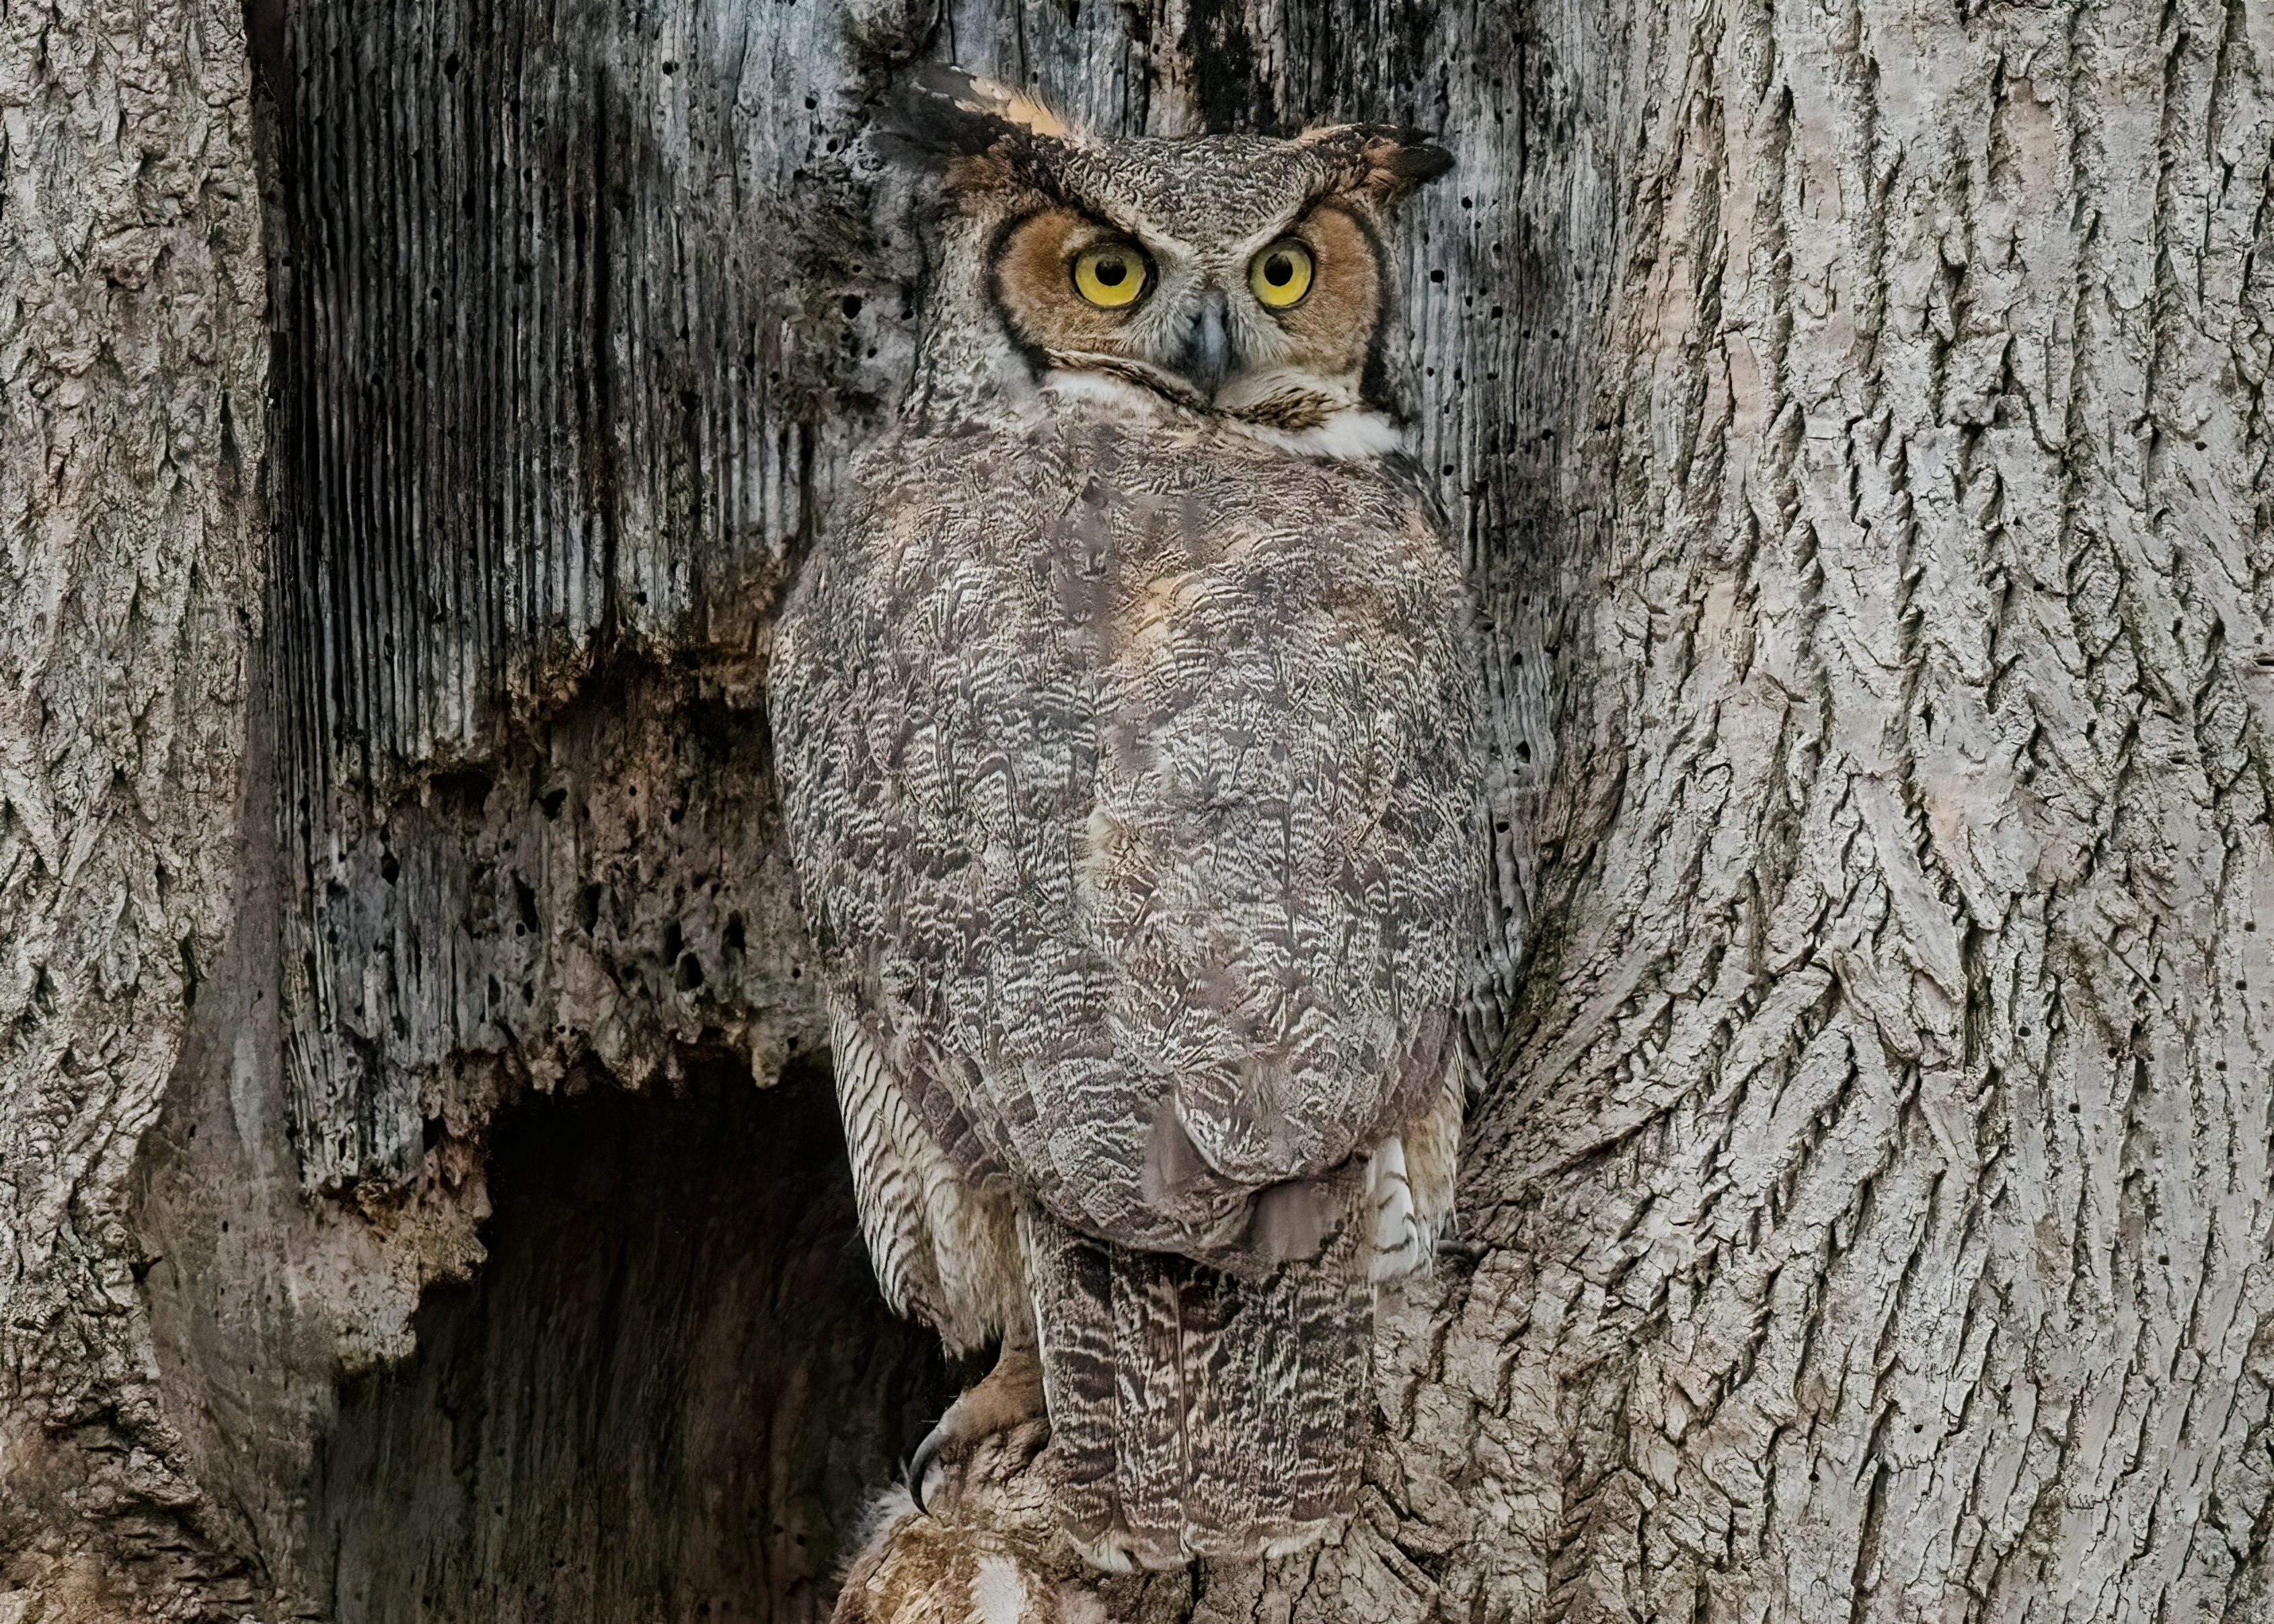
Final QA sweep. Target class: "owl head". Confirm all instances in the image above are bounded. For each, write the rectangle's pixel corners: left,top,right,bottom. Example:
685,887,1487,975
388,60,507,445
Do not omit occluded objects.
881,66,1451,451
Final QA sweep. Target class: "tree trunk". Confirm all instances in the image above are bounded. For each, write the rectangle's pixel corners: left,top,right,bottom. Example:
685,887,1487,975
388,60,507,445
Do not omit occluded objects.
5,0,2271,1619
0,0,270,1611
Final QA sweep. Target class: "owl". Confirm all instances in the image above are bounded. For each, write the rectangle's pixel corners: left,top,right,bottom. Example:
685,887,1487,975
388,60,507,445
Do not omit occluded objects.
771,65,1483,1574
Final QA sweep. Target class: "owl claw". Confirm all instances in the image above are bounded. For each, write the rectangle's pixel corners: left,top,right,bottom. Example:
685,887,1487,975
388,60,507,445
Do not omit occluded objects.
902,1331,1047,1518
905,1431,945,1516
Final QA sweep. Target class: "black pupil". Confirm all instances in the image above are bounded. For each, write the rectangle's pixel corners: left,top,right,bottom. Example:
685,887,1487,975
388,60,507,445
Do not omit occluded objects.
1265,253,1294,286
1095,256,1127,286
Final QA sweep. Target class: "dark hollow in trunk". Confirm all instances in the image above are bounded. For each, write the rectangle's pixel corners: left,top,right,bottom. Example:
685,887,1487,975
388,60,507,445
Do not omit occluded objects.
309,1059,951,1624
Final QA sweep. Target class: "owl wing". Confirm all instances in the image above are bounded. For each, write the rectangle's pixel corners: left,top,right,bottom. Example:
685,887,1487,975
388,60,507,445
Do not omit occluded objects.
773,420,1482,1261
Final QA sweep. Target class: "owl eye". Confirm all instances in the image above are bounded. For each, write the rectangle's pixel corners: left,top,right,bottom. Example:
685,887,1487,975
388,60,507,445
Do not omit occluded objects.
1248,239,1314,309
1072,242,1151,309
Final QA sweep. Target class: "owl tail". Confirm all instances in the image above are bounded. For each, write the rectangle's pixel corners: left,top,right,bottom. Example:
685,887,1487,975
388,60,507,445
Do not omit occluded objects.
1018,1185,1375,1571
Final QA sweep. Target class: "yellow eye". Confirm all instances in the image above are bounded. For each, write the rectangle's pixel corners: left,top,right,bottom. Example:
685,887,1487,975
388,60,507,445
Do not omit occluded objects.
1249,239,1314,308
1072,242,1150,309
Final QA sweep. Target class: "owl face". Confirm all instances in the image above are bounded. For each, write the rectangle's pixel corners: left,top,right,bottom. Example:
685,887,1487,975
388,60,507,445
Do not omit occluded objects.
988,159,1384,430
884,69,1451,445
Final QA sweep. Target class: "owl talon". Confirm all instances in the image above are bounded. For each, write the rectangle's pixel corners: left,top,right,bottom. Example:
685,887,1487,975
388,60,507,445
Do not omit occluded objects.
902,1330,1047,1517
905,1432,945,1516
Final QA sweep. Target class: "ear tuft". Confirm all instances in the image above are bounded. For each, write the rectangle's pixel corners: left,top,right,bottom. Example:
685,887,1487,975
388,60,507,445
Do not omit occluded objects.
1303,124,1455,207
1355,126,1453,204
872,63,1073,184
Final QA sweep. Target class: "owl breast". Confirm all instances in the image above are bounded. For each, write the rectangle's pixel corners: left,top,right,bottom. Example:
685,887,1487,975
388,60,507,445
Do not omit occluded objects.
773,415,1482,1259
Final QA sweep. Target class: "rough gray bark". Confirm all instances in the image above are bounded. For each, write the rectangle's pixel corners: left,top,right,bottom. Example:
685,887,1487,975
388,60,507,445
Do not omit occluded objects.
0,0,270,1611
7,0,2273,1619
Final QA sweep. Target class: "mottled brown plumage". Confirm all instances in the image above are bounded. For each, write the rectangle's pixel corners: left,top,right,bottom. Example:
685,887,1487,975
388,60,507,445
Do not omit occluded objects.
773,65,1482,1576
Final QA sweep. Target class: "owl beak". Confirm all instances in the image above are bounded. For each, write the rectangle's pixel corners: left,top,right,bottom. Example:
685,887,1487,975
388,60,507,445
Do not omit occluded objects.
1180,288,1233,401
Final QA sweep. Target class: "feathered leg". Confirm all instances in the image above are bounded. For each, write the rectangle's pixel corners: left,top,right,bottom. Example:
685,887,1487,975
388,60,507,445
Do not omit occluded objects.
1020,1182,1373,1571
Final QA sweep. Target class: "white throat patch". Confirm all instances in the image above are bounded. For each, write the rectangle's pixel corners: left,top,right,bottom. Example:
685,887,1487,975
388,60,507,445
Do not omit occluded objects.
1038,369,1405,462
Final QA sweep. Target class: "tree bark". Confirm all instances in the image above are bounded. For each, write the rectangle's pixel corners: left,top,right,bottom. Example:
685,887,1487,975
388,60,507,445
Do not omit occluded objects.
0,0,270,1611
5,0,2272,1619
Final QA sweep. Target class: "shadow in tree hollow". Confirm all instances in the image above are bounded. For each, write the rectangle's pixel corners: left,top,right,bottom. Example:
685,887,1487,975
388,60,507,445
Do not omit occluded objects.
314,1055,952,1624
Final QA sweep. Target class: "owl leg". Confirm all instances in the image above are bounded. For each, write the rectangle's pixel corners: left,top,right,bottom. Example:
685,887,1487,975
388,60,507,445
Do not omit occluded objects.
905,1307,1046,1515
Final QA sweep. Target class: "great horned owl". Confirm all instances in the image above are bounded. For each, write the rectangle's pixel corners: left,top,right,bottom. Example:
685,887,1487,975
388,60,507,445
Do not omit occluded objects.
771,66,1483,1574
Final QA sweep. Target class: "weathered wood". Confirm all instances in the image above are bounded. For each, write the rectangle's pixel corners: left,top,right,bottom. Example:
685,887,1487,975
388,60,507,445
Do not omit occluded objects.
223,0,1566,1609
261,0,903,1190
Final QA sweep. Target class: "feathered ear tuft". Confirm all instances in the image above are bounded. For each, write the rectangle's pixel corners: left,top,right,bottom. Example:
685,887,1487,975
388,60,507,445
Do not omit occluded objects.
1360,128,1455,200
872,63,1073,190
1302,123,1455,208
